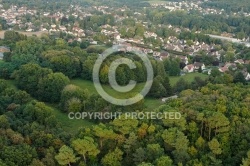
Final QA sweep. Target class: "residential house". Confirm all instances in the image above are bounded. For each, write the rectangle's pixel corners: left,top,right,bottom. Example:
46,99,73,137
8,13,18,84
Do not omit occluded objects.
219,63,237,73
59,26,67,31
26,28,33,32
183,64,195,73
144,31,157,39
242,70,250,81
90,41,98,45
245,73,250,81
194,62,205,70
51,24,57,29
153,52,161,57
219,65,228,73
234,59,244,64
114,34,120,40
0,46,10,53
177,55,188,65
159,51,169,61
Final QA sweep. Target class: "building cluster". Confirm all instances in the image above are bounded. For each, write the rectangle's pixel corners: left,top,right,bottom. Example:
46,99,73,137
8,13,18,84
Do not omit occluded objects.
151,1,201,10
0,5,37,29
0,2,250,81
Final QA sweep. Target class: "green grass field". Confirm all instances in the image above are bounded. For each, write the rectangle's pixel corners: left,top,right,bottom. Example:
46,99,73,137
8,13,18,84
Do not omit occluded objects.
71,73,208,110
2,72,207,133
169,73,208,86
71,79,163,110
46,104,94,134
72,73,208,93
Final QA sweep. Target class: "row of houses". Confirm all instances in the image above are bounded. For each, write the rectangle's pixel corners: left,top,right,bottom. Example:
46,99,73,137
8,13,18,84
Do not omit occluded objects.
0,5,37,27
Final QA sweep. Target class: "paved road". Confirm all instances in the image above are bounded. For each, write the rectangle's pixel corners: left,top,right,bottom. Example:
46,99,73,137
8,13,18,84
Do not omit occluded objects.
208,34,250,47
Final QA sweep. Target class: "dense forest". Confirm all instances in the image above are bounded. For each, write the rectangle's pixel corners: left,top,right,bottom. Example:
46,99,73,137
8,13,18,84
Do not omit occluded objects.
1,80,250,165
202,0,250,13
145,9,250,37
0,29,250,166
0,0,250,164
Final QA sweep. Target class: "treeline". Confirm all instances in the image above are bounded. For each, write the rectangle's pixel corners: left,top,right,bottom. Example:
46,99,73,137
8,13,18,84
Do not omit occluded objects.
0,31,210,101
202,0,250,13
78,14,115,31
146,10,250,37
1,0,105,9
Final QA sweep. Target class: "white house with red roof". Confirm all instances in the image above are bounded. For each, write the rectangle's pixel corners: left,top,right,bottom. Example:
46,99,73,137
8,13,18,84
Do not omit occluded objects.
183,64,195,73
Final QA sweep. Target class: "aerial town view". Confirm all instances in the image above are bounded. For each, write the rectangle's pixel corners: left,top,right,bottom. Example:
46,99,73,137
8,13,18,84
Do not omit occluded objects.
0,0,250,165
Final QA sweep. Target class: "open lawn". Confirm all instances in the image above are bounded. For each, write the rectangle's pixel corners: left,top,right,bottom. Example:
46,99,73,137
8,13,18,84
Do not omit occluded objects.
71,79,145,99
2,72,208,133
71,73,208,110
46,104,94,134
72,79,163,109
72,73,208,94
72,79,163,110
169,73,208,86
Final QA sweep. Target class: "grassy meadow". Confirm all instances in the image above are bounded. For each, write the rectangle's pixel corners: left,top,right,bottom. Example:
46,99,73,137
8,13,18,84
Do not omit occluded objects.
4,72,208,133
71,72,208,110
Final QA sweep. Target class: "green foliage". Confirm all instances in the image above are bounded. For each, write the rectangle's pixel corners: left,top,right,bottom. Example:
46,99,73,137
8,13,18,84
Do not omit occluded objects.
163,58,181,76
0,62,16,79
41,50,81,78
112,115,139,135
12,63,70,102
148,9,250,36
208,138,222,155
101,148,123,166
0,115,10,129
149,76,167,98
0,10,250,166
174,77,190,93
12,63,52,96
55,145,78,166
0,144,37,166
146,144,164,162
23,101,57,126
4,30,26,43
60,84,89,112
233,72,247,84
37,72,70,102
155,156,173,166
241,151,250,166
72,137,100,163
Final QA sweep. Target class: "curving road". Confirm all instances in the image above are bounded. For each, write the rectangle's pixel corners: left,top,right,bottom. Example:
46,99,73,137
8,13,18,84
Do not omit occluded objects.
208,34,250,47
